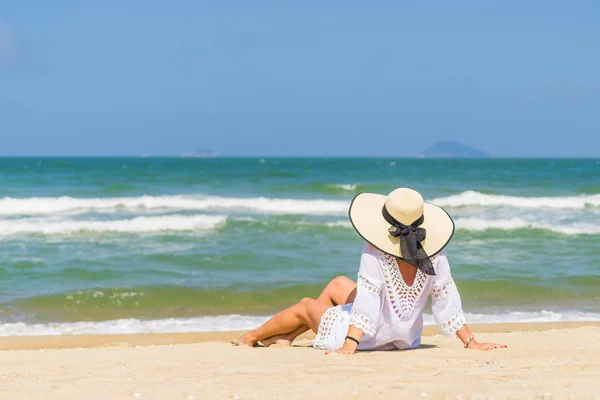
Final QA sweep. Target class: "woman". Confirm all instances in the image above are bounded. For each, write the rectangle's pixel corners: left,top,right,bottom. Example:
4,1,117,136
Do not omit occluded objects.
234,188,506,353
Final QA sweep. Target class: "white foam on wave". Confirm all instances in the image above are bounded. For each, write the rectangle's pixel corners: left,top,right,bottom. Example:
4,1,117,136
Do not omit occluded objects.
1,310,598,336
432,190,600,209
0,315,271,336
325,221,353,228
219,216,353,230
330,184,358,191
1,213,596,236
260,217,600,235
4,190,598,219
0,195,349,216
425,310,600,325
0,214,227,235
312,217,599,235
225,216,599,235
262,217,599,235
455,217,600,235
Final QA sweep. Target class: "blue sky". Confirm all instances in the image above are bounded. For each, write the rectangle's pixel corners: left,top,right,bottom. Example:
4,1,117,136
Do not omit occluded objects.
1,1,599,157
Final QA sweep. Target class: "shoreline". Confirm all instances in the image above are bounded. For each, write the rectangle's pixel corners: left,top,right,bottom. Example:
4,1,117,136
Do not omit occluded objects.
2,320,598,351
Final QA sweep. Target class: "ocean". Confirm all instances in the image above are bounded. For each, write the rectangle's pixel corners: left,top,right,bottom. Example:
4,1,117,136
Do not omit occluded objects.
0,157,599,336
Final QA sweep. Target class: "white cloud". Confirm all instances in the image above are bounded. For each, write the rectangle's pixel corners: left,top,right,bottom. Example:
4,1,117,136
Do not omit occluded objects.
0,24,17,63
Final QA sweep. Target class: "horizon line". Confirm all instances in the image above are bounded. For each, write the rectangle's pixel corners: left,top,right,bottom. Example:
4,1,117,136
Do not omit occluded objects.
0,155,598,159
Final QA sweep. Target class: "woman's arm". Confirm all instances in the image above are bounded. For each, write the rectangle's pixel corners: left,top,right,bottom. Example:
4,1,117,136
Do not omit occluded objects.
329,323,508,353
325,325,363,355
456,324,507,350
431,253,506,351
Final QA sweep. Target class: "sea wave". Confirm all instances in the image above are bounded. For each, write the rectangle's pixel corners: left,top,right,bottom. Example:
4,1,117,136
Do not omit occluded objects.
242,217,599,235
432,190,600,209
4,191,599,220
307,217,600,235
1,310,598,336
0,315,271,336
329,183,358,191
324,221,353,228
455,217,600,235
0,214,227,235
237,218,353,230
0,195,349,216
1,213,596,236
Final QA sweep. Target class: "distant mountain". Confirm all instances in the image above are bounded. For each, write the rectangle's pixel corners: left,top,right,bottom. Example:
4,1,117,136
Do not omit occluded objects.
418,141,489,158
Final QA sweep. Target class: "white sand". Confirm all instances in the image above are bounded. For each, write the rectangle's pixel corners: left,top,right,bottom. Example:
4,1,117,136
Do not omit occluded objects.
1,324,599,399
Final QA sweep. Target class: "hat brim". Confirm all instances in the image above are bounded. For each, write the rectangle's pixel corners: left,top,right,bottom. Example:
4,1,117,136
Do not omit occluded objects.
348,192,455,259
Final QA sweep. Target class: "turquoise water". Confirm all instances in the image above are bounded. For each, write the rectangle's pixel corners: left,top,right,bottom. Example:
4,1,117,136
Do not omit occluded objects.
0,157,599,335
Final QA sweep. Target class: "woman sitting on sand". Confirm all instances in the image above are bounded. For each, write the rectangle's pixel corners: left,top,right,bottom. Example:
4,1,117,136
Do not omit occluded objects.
234,188,506,353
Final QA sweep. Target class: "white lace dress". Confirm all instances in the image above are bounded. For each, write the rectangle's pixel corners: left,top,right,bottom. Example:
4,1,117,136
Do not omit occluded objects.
313,243,466,351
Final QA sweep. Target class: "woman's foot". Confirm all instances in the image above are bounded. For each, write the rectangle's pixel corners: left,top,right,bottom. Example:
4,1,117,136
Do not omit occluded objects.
260,334,292,347
231,334,258,347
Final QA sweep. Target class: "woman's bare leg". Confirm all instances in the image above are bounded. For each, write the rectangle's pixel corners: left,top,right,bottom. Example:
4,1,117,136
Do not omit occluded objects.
232,297,330,346
261,276,357,346
318,276,357,306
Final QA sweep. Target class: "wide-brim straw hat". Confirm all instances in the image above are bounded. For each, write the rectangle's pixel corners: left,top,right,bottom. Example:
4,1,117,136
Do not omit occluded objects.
348,188,455,259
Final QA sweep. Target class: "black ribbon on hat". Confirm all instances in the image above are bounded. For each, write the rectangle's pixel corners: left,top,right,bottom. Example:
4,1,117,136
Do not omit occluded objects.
382,206,435,275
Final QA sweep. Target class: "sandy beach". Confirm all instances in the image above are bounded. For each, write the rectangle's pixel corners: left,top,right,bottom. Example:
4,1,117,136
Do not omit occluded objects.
2,322,599,400
4,1,600,398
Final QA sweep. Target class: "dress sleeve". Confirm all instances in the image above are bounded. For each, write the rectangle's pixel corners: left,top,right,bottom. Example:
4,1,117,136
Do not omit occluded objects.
349,244,384,336
431,252,466,337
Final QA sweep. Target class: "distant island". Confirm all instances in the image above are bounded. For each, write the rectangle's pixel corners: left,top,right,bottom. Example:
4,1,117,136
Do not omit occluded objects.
180,149,217,158
417,141,489,158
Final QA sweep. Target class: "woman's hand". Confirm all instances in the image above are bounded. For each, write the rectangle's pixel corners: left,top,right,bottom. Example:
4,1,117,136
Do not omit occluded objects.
326,330,362,355
469,342,507,351
457,325,507,351
325,344,356,355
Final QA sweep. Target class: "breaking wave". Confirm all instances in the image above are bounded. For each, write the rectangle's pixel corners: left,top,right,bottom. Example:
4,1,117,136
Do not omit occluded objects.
455,218,600,235
1,310,598,336
329,183,358,191
0,195,349,216
3,191,599,219
0,214,227,235
2,215,597,236
432,190,600,209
